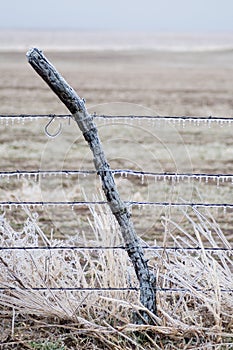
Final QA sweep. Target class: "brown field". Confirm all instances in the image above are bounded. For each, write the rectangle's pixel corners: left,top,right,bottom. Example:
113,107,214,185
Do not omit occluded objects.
0,49,233,243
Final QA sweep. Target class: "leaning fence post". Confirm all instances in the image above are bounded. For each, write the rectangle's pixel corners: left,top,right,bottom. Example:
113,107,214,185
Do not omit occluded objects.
26,48,156,323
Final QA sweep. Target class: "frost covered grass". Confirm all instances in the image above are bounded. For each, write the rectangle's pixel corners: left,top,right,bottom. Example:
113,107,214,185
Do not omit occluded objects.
0,205,232,349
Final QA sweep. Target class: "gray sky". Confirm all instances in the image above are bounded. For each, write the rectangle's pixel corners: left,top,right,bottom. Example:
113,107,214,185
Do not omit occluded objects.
0,0,233,32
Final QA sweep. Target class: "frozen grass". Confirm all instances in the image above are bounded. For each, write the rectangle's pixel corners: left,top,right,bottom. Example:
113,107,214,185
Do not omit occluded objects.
0,205,232,349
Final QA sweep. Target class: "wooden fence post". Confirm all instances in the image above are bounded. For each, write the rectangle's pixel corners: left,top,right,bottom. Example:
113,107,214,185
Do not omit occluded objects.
27,48,156,323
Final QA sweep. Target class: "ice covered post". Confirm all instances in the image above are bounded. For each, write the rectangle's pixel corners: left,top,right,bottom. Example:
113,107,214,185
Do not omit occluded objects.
26,48,156,323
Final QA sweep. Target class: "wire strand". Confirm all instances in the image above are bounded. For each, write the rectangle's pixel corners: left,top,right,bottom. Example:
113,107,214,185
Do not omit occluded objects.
0,287,232,293
1,114,233,122
0,169,233,182
0,246,231,251
0,201,233,208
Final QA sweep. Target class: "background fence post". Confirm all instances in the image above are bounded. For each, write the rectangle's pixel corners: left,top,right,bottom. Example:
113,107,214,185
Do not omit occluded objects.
27,48,157,323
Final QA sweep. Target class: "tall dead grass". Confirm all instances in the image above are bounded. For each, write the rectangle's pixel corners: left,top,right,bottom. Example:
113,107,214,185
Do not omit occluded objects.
0,205,232,349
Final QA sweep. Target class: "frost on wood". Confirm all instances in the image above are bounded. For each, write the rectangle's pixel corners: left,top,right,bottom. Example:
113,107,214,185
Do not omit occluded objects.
27,47,156,322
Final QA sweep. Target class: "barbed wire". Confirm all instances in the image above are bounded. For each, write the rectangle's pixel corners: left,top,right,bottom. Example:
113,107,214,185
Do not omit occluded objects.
1,115,232,297
0,114,233,120
0,169,233,185
0,287,232,293
97,115,233,120
0,246,231,252
0,114,70,120
0,200,233,209
96,115,233,126
1,114,233,125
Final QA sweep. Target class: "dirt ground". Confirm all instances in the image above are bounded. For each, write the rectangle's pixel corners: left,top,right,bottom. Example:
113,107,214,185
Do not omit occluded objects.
0,49,233,244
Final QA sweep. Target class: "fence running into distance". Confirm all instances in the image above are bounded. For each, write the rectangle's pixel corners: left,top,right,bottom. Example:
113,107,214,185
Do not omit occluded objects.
0,114,232,294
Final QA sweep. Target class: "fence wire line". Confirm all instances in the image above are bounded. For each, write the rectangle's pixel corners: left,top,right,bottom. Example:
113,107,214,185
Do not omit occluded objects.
1,114,233,122
0,287,232,293
0,246,231,252
0,116,232,297
0,200,233,209
1,169,233,183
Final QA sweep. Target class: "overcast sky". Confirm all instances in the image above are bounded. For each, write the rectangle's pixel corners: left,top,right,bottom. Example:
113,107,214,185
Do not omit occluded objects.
0,0,233,32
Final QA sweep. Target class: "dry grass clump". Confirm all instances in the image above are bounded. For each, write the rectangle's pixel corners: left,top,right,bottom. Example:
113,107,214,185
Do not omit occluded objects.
0,205,232,349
